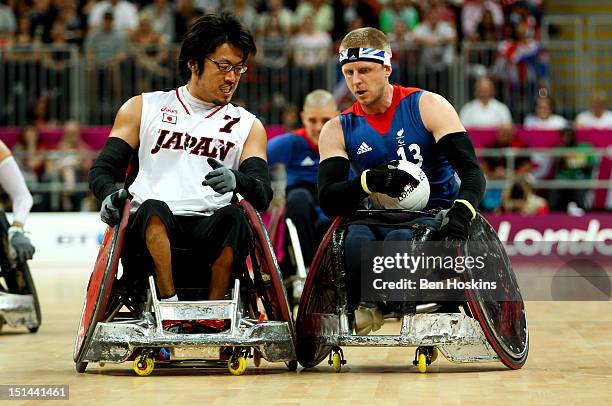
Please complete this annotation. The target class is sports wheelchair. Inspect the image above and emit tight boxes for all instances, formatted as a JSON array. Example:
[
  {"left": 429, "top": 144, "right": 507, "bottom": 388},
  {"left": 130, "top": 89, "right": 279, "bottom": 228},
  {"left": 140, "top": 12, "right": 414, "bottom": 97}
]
[
  {"left": 0, "top": 210, "right": 40, "bottom": 333},
  {"left": 73, "top": 198, "right": 297, "bottom": 376},
  {"left": 296, "top": 209, "right": 529, "bottom": 373}
]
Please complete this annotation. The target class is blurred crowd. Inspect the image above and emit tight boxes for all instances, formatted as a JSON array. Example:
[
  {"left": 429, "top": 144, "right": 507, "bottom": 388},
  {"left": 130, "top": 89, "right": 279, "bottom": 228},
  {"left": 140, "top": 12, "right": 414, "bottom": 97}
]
[{"left": 463, "top": 77, "right": 611, "bottom": 215}]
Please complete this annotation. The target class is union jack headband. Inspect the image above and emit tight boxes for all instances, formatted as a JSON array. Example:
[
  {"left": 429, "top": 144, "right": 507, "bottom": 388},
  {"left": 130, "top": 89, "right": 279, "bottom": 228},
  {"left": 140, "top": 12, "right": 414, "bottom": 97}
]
[{"left": 339, "top": 48, "right": 391, "bottom": 67}]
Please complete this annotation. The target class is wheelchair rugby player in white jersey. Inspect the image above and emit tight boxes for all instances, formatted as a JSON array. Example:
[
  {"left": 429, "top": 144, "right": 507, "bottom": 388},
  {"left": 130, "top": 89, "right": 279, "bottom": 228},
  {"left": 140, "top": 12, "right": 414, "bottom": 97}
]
[{"left": 75, "top": 12, "right": 296, "bottom": 376}]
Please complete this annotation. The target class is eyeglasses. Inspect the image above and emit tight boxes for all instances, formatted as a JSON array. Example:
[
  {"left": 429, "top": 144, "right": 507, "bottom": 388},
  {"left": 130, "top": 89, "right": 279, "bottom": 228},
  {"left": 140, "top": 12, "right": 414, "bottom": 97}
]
[{"left": 207, "top": 57, "right": 248, "bottom": 75}]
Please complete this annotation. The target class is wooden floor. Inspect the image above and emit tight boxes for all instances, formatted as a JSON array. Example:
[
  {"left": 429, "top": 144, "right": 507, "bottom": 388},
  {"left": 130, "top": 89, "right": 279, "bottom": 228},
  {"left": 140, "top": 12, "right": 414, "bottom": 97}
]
[{"left": 1, "top": 263, "right": 611, "bottom": 405}]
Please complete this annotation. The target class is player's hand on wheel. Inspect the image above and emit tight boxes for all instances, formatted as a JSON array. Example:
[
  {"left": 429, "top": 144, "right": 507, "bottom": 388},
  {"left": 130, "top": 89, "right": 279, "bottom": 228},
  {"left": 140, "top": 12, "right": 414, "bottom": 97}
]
[
  {"left": 100, "top": 189, "right": 128, "bottom": 226},
  {"left": 438, "top": 200, "right": 475, "bottom": 241},
  {"left": 202, "top": 158, "right": 236, "bottom": 194},
  {"left": 9, "top": 226, "right": 35, "bottom": 262},
  {"left": 364, "top": 160, "right": 419, "bottom": 197}
]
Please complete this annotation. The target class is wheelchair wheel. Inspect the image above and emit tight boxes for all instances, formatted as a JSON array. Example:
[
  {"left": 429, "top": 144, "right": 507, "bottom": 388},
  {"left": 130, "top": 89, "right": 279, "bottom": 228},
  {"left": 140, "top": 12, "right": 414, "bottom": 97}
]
[
  {"left": 0, "top": 209, "right": 41, "bottom": 333},
  {"left": 21, "top": 262, "right": 41, "bottom": 333},
  {"left": 295, "top": 217, "right": 343, "bottom": 368},
  {"left": 73, "top": 200, "right": 130, "bottom": 372},
  {"left": 464, "top": 215, "right": 529, "bottom": 369},
  {"left": 239, "top": 199, "right": 296, "bottom": 370}
]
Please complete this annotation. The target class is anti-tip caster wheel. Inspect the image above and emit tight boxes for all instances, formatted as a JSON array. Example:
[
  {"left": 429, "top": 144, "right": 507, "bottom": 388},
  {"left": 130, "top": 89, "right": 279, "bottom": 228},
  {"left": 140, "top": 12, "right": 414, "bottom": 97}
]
[
  {"left": 253, "top": 350, "right": 262, "bottom": 367},
  {"left": 328, "top": 347, "right": 346, "bottom": 373},
  {"left": 417, "top": 353, "right": 427, "bottom": 373},
  {"left": 133, "top": 354, "right": 155, "bottom": 376},
  {"left": 228, "top": 356, "right": 247, "bottom": 376},
  {"left": 413, "top": 346, "right": 436, "bottom": 373}
]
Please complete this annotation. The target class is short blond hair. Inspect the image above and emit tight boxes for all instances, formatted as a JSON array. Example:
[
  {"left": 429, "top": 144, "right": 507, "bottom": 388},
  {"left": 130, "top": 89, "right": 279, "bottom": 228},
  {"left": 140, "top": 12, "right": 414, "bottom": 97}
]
[
  {"left": 303, "top": 89, "right": 337, "bottom": 111},
  {"left": 339, "top": 27, "right": 391, "bottom": 54}
]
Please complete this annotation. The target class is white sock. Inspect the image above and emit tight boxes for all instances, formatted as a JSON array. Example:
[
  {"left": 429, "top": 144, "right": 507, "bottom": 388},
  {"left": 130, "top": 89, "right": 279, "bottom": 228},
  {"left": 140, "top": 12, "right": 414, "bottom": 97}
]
[{"left": 160, "top": 294, "right": 178, "bottom": 302}]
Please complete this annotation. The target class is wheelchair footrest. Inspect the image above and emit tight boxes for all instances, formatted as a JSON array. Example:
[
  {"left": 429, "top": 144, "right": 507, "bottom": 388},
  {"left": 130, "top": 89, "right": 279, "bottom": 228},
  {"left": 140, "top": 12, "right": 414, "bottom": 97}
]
[{"left": 149, "top": 276, "right": 243, "bottom": 333}]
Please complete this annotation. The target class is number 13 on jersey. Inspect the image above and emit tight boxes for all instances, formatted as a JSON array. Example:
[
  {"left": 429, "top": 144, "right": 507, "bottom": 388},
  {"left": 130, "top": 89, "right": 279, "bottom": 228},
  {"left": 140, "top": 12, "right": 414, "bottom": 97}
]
[{"left": 397, "top": 144, "right": 423, "bottom": 167}]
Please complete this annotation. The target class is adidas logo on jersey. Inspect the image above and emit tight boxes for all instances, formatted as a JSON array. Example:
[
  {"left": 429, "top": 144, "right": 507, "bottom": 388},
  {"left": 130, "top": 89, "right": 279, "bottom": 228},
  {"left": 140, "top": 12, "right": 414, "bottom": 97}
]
[
  {"left": 300, "top": 156, "right": 315, "bottom": 166},
  {"left": 356, "top": 142, "right": 373, "bottom": 155}
]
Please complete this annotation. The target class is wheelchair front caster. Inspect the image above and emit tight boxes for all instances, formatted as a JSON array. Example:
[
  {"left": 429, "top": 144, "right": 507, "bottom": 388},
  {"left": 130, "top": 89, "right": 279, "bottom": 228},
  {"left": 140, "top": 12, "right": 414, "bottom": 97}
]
[
  {"left": 413, "top": 346, "right": 437, "bottom": 373},
  {"left": 328, "top": 347, "right": 346, "bottom": 373},
  {"left": 228, "top": 355, "right": 247, "bottom": 375},
  {"left": 134, "top": 351, "right": 155, "bottom": 376}
]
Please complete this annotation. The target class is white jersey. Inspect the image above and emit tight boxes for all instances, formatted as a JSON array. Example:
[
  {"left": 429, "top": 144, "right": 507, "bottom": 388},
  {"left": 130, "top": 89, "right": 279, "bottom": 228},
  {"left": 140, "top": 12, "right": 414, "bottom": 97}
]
[{"left": 128, "top": 86, "right": 256, "bottom": 215}]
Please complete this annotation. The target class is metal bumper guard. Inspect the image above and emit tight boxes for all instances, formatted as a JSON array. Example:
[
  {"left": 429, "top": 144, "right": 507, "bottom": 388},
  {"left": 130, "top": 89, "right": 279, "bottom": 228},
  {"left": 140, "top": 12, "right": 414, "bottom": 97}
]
[
  {"left": 84, "top": 276, "right": 296, "bottom": 364},
  {"left": 0, "top": 292, "right": 37, "bottom": 329},
  {"left": 308, "top": 312, "right": 500, "bottom": 363}
]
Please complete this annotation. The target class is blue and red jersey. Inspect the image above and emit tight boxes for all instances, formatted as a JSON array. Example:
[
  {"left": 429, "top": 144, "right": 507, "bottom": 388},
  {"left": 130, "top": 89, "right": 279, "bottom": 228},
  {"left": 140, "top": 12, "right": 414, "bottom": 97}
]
[
  {"left": 340, "top": 85, "right": 458, "bottom": 208},
  {"left": 267, "top": 128, "right": 319, "bottom": 189}
]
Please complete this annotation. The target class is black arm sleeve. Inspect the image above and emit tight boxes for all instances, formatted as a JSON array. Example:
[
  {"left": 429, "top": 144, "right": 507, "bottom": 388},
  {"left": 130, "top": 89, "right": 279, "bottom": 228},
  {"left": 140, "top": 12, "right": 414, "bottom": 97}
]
[
  {"left": 318, "top": 156, "right": 368, "bottom": 218},
  {"left": 233, "top": 157, "right": 273, "bottom": 212},
  {"left": 89, "top": 137, "right": 134, "bottom": 201},
  {"left": 437, "top": 131, "right": 486, "bottom": 208}
]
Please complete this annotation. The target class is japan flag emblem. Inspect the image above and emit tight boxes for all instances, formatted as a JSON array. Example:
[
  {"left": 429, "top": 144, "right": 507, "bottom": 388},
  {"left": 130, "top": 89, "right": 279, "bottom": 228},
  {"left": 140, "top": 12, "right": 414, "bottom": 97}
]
[{"left": 162, "top": 112, "right": 177, "bottom": 125}]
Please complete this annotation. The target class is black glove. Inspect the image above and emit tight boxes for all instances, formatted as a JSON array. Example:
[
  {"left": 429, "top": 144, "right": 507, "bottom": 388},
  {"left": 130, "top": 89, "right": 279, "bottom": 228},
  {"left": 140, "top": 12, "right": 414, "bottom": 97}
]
[
  {"left": 365, "top": 160, "right": 419, "bottom": 197},
  {"left": 100, "top": 189, "right": 128, "bottom": 226},
  {"left": 9, "top": 226, "right": 35, "bottom": 263},
  {"left": 202, "top": 158, "right": 237, "bottom": 194},
  {"left": 438, "top": 201, "right": 475, "bottom": 241}
]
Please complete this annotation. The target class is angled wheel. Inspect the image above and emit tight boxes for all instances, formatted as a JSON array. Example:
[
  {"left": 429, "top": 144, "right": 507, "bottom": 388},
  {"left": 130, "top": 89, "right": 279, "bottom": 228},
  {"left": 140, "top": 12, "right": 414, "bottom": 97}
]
[
  {"left": 239, "top": 199, "right": 296, "bottom": 370},
  {"left": 295, "top": 216, "right": 343, "bottom": 368},
  {"left": 0, "top": 210, "right": 41, "bottom": 333},
  {"left": 20, "top": 262, "right": 41, "bottom": 332},
  {"left": 464, "top": 214, "right": 529, "bottom": 369},
  {"left": 73, "top": 200, "right": 130, "bottom": 372}
]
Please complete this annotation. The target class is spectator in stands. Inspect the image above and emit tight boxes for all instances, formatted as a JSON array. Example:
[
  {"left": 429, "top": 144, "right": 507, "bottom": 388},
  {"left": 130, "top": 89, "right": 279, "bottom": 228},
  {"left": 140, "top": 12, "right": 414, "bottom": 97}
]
[
  {"left": 129, "top": 15, "right": 171, "bottom": 92},
  {"left": 256, "top": 12, "right": 289, "bottom": 69},
  {"left": 41, "top": 20, "right": 74, "bottom": 122},
  {"left": 331, "top": 0, "right": 378, "bottom": 42},
  {"left": 388, "top": 19, "right": 415, "bottom": 54},
  {"left": 575, "top": 90, "right": 612, "bottom": 129},
  {"left": 84, "top": 11, "right": 127, "bottom": 112},
  {"left": 53, "top": 120, "right": 91, "bottom": 211},
  {"left": 13, "top": 125, "right": 50, "bottom": 210},
  {"left": 0, "top": 0, "right": 16, "bottom": 47},
  {"left": 476, "top": 9, "right": 501, "bottom": 42},
  {"left": 140, "top": 0, "right": 175, "bottom": 44},
  {"left": 174, "top": 0, "right": 203, "bottom": 42},
  {"left": 524, "top": 95, "right": 567, "bottom": 179},
  {"left": 524, "top": 95, "right": 567, "bottom": 129},
  {"left": 502, "top": 174, "right": 549, "bottom": 215},
  {"left": 290, "top": 14, "right": 332, "bottom": 103},
  {"left": 29, "top": 0, "right": 55, "bottom": 43},
  {"left": 480, "top": 123, "right": 531, "bottom": 212},
  {"left": 294, "top": 0, "right": 334, "bottom": 34},
  {"left": 492, "top": 22, "right": 548, "bottom": 116},
  {"left": 291, "top": 14, "right": 331, "bottom": 67},
  {"left": 57, "top": 0, "right": 85, "bottom": 45},
  {"left": 88, "top": 0, "right": 139, "bottom": 37},
  {"left": 222, "top": 0, "right": 257, "bottom": 32},
  {"left": 460, "top": 76, "right": 513, "bottom": 128},
  {"left": 30, "top": 94, "right": 60, "bottom": 128},
  {"left": 548, "top": 126, "right": 598, "bottom": 213},
  {"left": 508, "top": 1, "right": 537, "bottom": 39},
  {"left": 461, "top": 0, "right": 504, "bottom": 42},
  {"left": 6, "top": 15, "right": 40, "bottom": 61},
  {"left": 192, "top": 0, "right": 220, "bottom": 13},
  {"left": 379, "top": 0, "right": 419, "bottom": 35},
  {"left": 413, "top": 3, "right": 457, "bottom": 70},
  {"left": 257, "top": 0, "right": 293, "bottom": 37},
  {"left": 281, "top": 103, "right": 299, "bottom": 131},
  {"left": 85, "top": 11, "right": 127, "bottom": 66}
]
